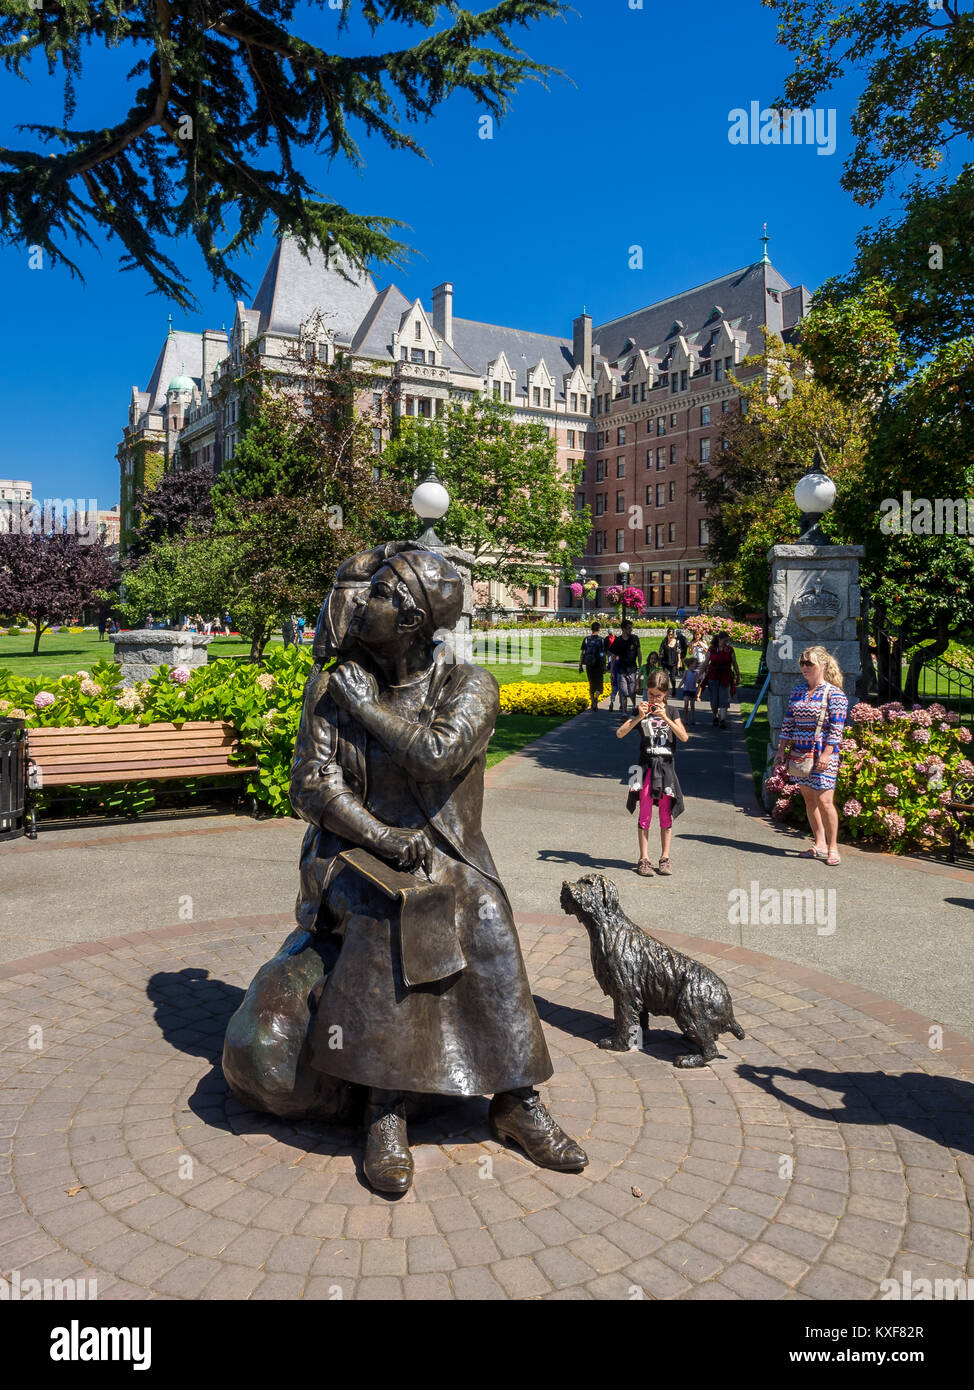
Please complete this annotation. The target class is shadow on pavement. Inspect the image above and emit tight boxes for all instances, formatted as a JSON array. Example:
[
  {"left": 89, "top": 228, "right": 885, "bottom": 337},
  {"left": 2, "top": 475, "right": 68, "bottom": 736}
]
[
  {"left": 945, "top": 898, "right": 974, "bottom": 912},
  {"left": 679, "top": 832, "right": 797, "bottom": 858},
  {"left": 537, "top": 849, "right": 639, "bottom": 873},
  {"left": 147, "top": 966, "right": 500, "bottom": 1186},
  {"left": 533, "top": 994, "right": 736, "bottom": 1066},
  {"left": 738, "top": 1064, "right": 974, "bottom": 1156}
]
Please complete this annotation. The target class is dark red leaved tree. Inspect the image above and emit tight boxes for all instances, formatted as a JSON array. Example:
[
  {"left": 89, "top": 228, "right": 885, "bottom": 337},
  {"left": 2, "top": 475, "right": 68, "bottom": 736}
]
[{"left": 0, "top": 532, "right": 117, "bottom": 653}]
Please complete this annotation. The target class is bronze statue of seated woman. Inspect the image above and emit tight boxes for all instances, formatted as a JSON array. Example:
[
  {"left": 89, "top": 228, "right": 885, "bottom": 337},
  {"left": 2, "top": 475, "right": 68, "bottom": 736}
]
[{"left": 223, "top": 541, "right": 587, "bottom": 1193}]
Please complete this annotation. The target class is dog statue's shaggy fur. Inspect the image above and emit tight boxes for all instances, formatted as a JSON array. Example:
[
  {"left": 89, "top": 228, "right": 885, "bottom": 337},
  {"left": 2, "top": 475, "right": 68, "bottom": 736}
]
[{"left": 560, "top": 874, "right": 744, "bottom": 1067}]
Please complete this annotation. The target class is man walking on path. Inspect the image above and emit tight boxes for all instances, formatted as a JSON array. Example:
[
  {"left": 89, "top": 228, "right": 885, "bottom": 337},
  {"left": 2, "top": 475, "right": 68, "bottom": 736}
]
[
  {"left": 578, "top": 622, "right": 606, "bottom": 711},
  {"left": 612, "top": 619, "right": 642, "bottom": 718}
]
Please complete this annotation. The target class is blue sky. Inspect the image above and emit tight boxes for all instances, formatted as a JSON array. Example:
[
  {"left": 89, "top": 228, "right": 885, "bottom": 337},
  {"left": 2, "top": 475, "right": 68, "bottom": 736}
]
[{"left": 0, "top": 2, "right": 936, "bottom": 508}]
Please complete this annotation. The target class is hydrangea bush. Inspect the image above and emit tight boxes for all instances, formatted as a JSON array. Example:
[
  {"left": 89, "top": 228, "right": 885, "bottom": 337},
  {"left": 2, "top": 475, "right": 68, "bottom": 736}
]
[
  {"left": 0, "top": 647, "right": 316, "bottom": 816},
  {"left": 683, "top": 614, "right": 763, "bottom": 647},
  {"left": 765, "top": 700, "right": 974, "bottom": 854}
]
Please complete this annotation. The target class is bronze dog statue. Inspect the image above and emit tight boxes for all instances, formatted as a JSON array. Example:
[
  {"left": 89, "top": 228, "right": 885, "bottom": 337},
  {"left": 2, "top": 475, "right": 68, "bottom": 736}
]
[{"left": 560, "top": 874, "right": 744, "bottom": 1068}]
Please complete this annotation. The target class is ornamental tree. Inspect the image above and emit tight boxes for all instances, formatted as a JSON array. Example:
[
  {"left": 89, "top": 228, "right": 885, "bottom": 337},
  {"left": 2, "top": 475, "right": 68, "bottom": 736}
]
[
  {"left": 380, "top": 395, "right": 590, "bottom": 596},
  {"left": 0, "top": 0, "right": 568, "bottom": 309},
  {"left": 0, "top": 531, "right": 116, "bottom": 653},
  {"left": 125, "top": 460, "right": 216, "bottom": 562}
]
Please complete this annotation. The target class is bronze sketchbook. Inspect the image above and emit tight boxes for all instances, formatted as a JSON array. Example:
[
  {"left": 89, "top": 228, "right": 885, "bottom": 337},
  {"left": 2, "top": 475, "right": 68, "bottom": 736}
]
[{"left": 337, "top": 847, "right": 465, "bottom": 987}]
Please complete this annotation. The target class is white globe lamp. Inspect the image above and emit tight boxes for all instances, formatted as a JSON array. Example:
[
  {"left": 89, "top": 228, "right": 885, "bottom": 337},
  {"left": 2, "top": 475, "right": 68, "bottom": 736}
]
[
  {"left": 794, "top": 450, "right": 836, "bottom": 544},
  {"left": 412, "top": 469, "right": 450, "bottom": 548}
]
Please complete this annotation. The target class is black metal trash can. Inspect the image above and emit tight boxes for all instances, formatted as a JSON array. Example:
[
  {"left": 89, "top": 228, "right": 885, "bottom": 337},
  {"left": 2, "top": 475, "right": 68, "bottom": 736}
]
[{"left": 0, "top": 717, "right": 27, "bottom": 842}]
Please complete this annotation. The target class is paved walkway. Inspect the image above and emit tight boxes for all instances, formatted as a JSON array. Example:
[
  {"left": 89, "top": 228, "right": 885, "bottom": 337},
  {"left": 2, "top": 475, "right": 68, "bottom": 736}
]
[{"left": 1, "top": 702, "right": 972, "bottom": 1300}]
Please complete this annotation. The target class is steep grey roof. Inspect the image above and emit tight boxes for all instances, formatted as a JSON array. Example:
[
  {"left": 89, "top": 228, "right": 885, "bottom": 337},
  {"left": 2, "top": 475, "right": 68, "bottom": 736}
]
[
  {"left": 594, "top": 261, "right": 792, "bottom": 363},
  {"left": 144, "top": 330, "right": 203, "bottom": 410},
  {"left": 252, "top": 237, "right": 377, "bottom": 342},
  {"left": 351, "top": 284, "right": 412, "bottom": 357},
  {"left": 450, "top": 318, "right": 576, "bottom": 395}
]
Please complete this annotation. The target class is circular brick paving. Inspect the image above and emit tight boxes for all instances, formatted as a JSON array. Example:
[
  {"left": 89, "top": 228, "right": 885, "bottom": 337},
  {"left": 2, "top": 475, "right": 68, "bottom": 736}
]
[{"left": 1, "top": 916, "right": 973, "bottom": 1300}]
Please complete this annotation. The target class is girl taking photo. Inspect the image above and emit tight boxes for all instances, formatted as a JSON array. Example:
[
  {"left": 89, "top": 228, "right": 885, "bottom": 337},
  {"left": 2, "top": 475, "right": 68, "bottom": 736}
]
[{"left": 617, "top": 670, "right": 689, "bottom": 878}]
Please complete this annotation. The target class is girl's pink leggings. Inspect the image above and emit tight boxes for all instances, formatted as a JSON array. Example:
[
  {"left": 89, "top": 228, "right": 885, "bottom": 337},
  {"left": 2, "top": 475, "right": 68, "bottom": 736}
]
[{"left": 638, "top": 778, "right": 673, "bottom": 832}]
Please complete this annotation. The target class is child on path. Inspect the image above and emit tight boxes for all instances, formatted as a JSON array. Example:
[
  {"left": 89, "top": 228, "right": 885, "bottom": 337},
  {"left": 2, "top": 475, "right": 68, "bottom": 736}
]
[
  {"left": 681, "top": 658, "right": 701, "bottom": 724},
  {"left": 617, "top": 671, "right": 689, "bottom": 878}
]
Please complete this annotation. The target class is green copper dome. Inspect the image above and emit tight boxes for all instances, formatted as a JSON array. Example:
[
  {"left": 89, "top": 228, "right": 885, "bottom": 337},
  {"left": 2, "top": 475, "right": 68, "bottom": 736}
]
[{"left": 168, "top": 373, "right": 194, "bottom": 394}]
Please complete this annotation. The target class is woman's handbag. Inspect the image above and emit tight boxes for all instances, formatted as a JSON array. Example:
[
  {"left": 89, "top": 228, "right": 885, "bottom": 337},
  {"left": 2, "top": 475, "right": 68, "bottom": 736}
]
[{"left": 786, "top": 684, "right": 832, "bottom": 779}]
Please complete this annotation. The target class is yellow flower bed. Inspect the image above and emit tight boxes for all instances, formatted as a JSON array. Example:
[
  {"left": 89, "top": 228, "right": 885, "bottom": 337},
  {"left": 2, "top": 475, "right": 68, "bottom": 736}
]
[{"left": 498, "top": 680, "right": 605, "bottom": 717}]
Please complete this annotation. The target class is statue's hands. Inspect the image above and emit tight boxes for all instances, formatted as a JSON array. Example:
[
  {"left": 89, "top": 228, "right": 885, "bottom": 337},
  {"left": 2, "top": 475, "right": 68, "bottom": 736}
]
[
  {"left": 380, "top": 827, "right": 434, "bottom": 875},
  {"left": 328, "top": 660, "right": 378, "bottom": 712}
]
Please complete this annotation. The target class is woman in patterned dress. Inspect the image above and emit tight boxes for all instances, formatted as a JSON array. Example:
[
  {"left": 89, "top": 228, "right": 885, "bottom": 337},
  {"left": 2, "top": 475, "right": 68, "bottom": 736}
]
[{"left": 773, "top": 645, "right": 848, "bottom": 866}]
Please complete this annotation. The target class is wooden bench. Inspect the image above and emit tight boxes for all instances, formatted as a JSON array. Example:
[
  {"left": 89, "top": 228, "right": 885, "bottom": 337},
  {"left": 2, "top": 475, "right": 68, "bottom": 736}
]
[
  {"left": 25, "top": 721, "right": 259, "bottom": 837},
  {"left": 946, "top": 778, "right": 974, "bottom": 864}
]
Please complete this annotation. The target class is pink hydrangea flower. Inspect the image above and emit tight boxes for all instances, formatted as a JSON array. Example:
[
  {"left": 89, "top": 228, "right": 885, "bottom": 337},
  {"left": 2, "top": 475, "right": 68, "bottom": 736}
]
[
  {"left": 841, "top": 738, "right": 857, "bottom": 752},
  {"left": 909, "top": 707, "right": 933, "bottom": 726},
  {"left": 33, "top": 691, "right": 55, "bottom": 709},
  {"left": 79, "top": 679, "right": 102, "bottom": 697},
  {"left": 883, "top": 812, "right": 906, "bottom": 836},
  {"left": 939, "top": 790, "right": 954, "bottom": 805},
  {"left": 947, "top": 711, "right": 961, "bottom": 725},
  {"left": 922, "top": 824, "right": 936, "bottom": 838},
  {"left": 256, "top": 672, "right": 276, "bottom": 692},
  {"left": 958, "top": 726, "right": 972, "bottom": 744},
  {"left": 883, "top": 783, "right": 899, "bottom": 798},
  {"left": 169, "top": 666, "right": 191, "bottom": 686},
  {"left": 928, "top": 703, "right": 946, "bottom": 719},
  {"left": 956, "top": 759, "right": 974, "bottom": 780},
  {"left": 843, "top": 799, "right": 863, "bottom": 817},
  {"left": 850, "top": 703, "right": 881, "bottom": 724},
  {"left": 890, "top": 739, "right": 903, "bottom": 751},
  {"left": 911, "top": 727, "right": 931, "bottom": 744},
  {"left": 939, "top": 722, "right": 951, "bottom": 733},
  {"left": 772, "top": 797, "right": 793, "bottom": 820}
]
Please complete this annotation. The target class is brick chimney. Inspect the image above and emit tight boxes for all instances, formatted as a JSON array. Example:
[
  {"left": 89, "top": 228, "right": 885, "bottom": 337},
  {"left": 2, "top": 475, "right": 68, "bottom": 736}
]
[
  {"left": 432, "top": 282, "right": 454, "bottom": 345},
  {"left": 573, "top": 313, "right": 592, "bottom": 377}
]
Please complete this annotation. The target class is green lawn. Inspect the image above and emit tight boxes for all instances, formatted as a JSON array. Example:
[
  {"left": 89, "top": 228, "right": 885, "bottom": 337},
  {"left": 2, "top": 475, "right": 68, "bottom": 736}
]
[
  {"left": 0, "top": 629, "right": 286, "bottom": 679},
  {"left": 486, "top": 714, "right": 566, "bottom": 768}
]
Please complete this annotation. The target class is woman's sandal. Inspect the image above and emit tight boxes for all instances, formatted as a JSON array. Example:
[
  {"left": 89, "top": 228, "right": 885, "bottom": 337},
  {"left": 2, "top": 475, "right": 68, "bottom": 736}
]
[
  {"left": 799, "top": 847, "right": 827, "bottom": 859},
  {"left": 825, "top": 853, "right": 841, "bottom": 866},
  {"left": 658, "top": 857, "right": 673, "bottom": 876},
  {"left": 636, "top": 859, "right": 653, "bottom": 877}
]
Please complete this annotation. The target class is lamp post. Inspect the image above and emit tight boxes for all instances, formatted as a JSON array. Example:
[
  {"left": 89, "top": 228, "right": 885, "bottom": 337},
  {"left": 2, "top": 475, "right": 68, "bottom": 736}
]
[
  {"left": 618, "top": 560, "right": 630, "bottom": 620},
  {"left": 794, "top": 448, "right": 837, "bottom": 545},
  {"left": 579, "top": 567, "right": 587, "bottom": 622},
  {"left": 411, "top": 467, "right": 450, "bottom": 549}
]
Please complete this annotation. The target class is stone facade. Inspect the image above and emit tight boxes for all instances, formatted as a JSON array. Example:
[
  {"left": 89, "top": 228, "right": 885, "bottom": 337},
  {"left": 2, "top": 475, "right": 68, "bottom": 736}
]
[
  {"left": 765, "top": 543, "right": 865, "bottom": 803},
  {"left": 112, "top": 630, "right": 211, "bottom": 688}
]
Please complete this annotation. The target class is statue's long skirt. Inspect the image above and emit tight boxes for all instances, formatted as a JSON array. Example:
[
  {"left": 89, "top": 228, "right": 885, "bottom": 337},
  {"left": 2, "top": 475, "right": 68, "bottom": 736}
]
[{"left": 307, "top": 837, "right": 552, "bottom": 1096}]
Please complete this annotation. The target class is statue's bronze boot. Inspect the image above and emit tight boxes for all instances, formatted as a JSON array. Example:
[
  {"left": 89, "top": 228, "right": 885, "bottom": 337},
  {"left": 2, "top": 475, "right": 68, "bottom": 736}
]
[
  {"left": 489, "top": 1089, "right": 588, "bottom": 1172},
  {"left": 363, "top": 1094, "right": 413, "bottom": 1194}
]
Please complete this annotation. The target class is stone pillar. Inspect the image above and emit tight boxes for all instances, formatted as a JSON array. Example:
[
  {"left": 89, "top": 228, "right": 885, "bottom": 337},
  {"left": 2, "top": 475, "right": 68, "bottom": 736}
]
[
  {"left": 765, "top": 543, "right": 864, "bottom": 807},
  {"left": 113, "top": 630, "right": 211, "bottom": 688}
]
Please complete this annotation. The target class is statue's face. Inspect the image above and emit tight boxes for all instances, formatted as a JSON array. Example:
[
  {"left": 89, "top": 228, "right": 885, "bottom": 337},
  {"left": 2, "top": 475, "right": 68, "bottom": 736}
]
[{"left": 351, "top": 563, "right": 420, "bottom": 654}]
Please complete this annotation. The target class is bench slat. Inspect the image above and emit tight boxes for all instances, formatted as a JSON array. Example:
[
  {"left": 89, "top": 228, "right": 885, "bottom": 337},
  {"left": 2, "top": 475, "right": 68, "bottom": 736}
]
[
  {"left": 38, "top": 753, "right": 251, "bottom": 775},
  {"left": 31, "top": 735, "right": 239, "bottom": 757},
  {"left": 42, "top": 764, "right": 258, "bottom": 787}
]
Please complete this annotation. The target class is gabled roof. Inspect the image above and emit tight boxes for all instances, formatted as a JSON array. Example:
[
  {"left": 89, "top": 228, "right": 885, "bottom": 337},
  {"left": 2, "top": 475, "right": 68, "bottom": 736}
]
[
  {"left": 594, "top": 261, "right": 792, "bottom": 363},
  {"left": 450, "top": 318, "right": 575, "bottom": 394},
  {"left": 251, "top": 237, "right": 378, "bottom": 341},
  {"left": 349, "top": 285, "right": 479, "bottom": 375},
  {"left": 144, "top": 330, "right": 203, "bottom": 410}
]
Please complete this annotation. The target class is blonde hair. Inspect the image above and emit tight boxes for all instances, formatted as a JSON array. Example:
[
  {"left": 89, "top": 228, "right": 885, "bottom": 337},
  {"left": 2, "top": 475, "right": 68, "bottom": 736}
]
[{"left": 800, "top": 646, "right": 842, "bottom": 687}]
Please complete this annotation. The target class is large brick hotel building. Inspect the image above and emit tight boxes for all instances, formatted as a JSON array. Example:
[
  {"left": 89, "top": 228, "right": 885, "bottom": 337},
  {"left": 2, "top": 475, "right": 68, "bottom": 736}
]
[{"left": 118, "top": 239, "right": 809, "bottom": 617}]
